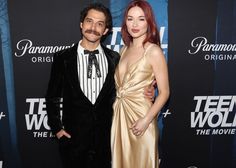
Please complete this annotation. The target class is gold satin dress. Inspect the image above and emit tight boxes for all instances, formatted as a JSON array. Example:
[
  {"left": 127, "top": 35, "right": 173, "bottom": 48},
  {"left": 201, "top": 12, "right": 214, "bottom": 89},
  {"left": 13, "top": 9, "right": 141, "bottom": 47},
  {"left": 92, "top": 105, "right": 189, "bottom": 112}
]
[{"left": 111, "top": 45, "right": 159, "bottom": 168}]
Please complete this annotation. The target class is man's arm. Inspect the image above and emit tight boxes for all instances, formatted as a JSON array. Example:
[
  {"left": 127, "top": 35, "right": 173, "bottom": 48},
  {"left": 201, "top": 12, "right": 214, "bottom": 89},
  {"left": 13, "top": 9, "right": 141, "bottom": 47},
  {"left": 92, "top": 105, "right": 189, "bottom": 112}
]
[{"left": 45, "top": 52, "right": 65, "bottom": 135}]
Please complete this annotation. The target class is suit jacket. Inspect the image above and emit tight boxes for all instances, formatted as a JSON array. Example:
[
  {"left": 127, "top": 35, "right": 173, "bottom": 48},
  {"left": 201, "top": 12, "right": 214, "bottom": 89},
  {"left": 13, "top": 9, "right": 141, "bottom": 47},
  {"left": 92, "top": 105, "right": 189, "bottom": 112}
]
[{"left": 45, "top": 43, "right": 120, "bottom": 151}]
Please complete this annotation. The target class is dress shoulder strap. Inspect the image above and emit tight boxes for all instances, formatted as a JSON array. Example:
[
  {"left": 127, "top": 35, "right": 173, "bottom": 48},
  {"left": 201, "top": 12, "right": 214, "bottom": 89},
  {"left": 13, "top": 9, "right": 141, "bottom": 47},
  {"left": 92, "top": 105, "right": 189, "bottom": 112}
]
[
  {"left": 120, "top": 46, "right": 127, "bottom": 58},
  {"left": 144, "top": 44, "right": 154, "bottom": 57}
]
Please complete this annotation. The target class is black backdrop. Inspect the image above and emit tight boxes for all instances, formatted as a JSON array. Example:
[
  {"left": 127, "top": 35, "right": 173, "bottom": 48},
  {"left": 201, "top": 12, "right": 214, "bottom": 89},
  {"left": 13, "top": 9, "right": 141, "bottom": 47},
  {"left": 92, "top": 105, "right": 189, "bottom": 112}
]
[
  {"left": 0, "top": 0, "right": 235, "bottom": 168},
  {"left": 162, "top": 0, "right": 216, "bottom": 167}
]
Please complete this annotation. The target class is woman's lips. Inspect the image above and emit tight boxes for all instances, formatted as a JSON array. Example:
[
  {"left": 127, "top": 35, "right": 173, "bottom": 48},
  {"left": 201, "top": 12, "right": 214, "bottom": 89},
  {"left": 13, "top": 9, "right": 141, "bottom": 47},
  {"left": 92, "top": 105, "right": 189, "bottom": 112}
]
[{"left": 131, "top": 29, "right": 140, "bottom": 33}]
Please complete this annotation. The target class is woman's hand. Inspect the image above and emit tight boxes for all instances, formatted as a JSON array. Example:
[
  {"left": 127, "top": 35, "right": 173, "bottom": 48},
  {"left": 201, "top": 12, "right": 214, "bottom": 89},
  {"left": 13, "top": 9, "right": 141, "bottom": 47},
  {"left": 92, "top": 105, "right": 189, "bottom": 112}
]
[{"left": 130, "top": 117, "right": 151, "bottom": 136}]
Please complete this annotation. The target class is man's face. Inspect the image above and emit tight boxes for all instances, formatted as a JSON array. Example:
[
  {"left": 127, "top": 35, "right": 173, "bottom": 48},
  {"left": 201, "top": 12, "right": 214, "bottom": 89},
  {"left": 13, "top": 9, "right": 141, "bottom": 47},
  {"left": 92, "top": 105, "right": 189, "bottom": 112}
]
[{"left": 80, "top": 9, "right": 109, "bottom": 43}]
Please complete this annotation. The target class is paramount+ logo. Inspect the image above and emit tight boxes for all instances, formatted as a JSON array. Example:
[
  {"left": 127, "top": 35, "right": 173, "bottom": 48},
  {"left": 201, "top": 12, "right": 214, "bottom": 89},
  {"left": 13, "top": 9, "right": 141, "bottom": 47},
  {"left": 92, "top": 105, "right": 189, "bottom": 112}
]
[
  {"left": 0, "top": 111, "right": 6, "bottom": 120},
  {"left": 191, "top": 95, "right": 236, "bottom": 135},
  {"left": 188, "top": 36, "right": 236, "bottom": 61},
  {"left": 25, "top": 98, "right": 62, "bottom": 138}
]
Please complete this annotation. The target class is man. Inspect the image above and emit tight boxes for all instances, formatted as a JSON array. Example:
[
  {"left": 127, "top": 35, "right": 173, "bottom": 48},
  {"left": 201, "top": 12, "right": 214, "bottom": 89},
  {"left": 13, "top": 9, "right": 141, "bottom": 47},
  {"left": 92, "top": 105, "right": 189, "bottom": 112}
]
[
  {"left": 46, "top": 2, "right": 154, "bottom": 168},
  {"left": 46, "top": 3, "right": 119, "bottom": 168}
]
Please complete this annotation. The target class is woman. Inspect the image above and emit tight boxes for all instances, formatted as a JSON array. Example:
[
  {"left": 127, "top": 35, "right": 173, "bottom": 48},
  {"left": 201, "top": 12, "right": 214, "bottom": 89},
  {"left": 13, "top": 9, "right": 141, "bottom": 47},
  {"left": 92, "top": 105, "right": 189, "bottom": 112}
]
[{"left": 111, "top": 1, "right": 170, "bottom": 168}]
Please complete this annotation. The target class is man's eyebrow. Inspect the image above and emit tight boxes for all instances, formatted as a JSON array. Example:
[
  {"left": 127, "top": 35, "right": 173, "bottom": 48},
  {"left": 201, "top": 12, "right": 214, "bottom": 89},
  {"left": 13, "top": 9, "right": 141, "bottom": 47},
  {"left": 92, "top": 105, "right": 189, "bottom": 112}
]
[
  {"left": 98, "top": 20, "right": 105, "bottom": 24},
  {"left": 85, "top": 17, "right": 105, "bottom": 23},
  {"left": 85, "top": 17, "right": 92, "bottom": 20}
]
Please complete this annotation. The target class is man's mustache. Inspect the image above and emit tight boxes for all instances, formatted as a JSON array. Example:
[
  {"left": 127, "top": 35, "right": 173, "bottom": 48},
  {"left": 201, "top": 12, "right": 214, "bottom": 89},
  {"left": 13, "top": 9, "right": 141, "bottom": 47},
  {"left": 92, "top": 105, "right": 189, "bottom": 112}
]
[{"left": 85, "top": 29, "right": 101, "bottom": 36}]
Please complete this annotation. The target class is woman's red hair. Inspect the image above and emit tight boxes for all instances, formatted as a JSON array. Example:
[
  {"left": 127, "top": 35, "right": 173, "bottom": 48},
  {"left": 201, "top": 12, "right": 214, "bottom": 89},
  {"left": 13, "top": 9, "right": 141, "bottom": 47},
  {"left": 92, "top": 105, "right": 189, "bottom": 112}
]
[{"left": 121, "top": 0, "right": 160, "bottom": 46}]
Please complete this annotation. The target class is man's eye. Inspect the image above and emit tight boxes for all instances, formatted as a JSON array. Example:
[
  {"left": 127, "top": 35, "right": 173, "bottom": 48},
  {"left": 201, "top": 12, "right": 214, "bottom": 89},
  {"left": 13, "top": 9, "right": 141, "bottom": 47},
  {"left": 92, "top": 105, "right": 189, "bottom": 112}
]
[
  {"left": 86, "top": 19, "right": 92, "bottom": 23},
  {"left": 98, "top": 23, "right": 104, "bottom": 27}
]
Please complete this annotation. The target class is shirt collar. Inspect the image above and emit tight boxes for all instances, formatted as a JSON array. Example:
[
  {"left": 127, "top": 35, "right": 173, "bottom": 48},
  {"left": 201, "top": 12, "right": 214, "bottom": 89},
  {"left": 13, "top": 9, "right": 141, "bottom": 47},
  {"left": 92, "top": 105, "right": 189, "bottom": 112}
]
[{"left": 77, "top": 40, "right": 103, "bottom": 55}]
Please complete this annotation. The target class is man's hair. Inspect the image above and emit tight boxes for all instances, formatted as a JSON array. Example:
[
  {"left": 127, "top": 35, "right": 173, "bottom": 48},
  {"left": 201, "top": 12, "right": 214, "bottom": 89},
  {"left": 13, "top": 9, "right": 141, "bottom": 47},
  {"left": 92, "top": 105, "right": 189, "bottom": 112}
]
[{"left": 80, "top": 3, "right": 113, "bottom": 33}]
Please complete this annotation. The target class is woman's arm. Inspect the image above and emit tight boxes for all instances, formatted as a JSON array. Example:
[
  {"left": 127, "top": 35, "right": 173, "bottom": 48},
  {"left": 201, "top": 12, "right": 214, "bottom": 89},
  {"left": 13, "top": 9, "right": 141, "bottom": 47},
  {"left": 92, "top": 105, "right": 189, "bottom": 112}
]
[{"left": 131, "top": 44, "right": 170, "bottom": 136}]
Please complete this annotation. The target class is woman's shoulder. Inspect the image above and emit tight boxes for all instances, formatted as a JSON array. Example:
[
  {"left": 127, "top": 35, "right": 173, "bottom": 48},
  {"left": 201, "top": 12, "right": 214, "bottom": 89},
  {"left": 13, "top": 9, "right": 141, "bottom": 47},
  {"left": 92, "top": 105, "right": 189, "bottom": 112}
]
[{"left": 145, "top": 43, "right": 163, "bottom": 57}]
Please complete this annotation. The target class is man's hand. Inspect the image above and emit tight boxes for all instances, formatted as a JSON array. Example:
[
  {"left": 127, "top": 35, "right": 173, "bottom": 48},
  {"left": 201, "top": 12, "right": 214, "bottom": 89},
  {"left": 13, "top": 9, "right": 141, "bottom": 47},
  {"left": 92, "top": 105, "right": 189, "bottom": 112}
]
[
  {"left": 144, "top": 80, "right": 156, "bottom": 102},
  {"left": 56, "top": 129, "right": 71, "bottom": 139}
]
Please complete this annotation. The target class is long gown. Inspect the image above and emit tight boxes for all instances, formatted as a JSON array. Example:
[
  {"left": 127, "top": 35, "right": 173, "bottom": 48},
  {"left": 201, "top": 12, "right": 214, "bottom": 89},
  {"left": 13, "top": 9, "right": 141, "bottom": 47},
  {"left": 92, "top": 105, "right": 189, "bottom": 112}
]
[{"left": 111, "top": 44, "right": 159, "bottom": 168}]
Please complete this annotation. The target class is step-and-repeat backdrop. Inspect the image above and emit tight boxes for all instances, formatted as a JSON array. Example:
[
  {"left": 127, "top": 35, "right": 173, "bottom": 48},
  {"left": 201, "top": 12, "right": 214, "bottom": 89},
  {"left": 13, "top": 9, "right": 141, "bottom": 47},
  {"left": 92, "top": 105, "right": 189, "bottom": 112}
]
[{"left": 0, "top": 0, "right": 235, "bottom": 168}]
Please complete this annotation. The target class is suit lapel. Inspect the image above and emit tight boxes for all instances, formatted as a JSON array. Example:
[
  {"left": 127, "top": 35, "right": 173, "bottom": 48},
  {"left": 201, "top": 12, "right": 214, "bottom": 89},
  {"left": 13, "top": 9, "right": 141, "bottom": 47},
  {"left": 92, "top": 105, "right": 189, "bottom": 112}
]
[
  {"left": 64, "top": 44, "right": 92, "bottom": 105},
  {"left": 95, "top": 46, "right": 116, "bottom": 105}
]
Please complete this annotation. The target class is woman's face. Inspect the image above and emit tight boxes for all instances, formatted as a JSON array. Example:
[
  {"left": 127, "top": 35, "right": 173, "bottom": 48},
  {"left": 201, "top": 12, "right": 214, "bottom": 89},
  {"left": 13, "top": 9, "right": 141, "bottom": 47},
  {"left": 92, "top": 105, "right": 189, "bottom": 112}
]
[{"left": 126, "top": 6, "right": 148, "bottom": 40}]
